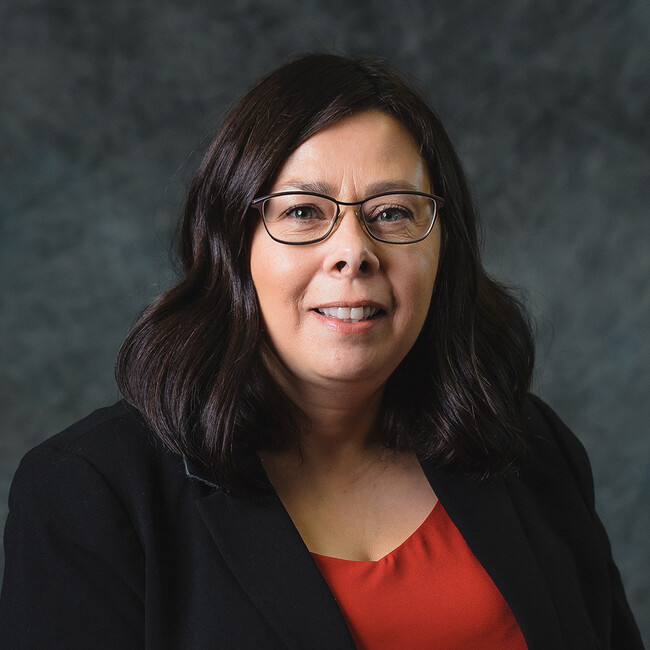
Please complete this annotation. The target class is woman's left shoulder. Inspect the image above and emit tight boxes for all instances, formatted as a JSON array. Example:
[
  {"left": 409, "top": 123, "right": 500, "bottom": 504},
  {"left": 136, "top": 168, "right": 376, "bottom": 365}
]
[
  {"left": 516, "top": 394, "right": 596, "bottom": 509},
  {"left": 513, "top": 395, "right": 645, "bottom": 648}
]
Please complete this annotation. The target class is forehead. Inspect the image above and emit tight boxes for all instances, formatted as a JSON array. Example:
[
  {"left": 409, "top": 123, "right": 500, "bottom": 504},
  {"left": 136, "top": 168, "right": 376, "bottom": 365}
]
[{"left": 271, "top": 111, "right": 430, "bottom": 196}]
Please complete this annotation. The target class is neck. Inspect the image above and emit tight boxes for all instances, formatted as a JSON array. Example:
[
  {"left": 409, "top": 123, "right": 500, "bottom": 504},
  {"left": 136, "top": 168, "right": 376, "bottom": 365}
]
[
  {"left": 298, "top": 384, "right": 383, "bottom": 457},
  {"left": 259, "top": 386, "right": 392, "bottom": 498},
  {"left": 267, "top": 361, "right": 386, "bottom": 470}
]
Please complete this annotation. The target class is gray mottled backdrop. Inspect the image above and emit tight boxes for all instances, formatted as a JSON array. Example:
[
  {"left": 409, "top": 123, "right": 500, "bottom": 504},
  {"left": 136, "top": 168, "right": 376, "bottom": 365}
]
[{"left": 1, "top": 0, "right": 648, "bottom": 641}]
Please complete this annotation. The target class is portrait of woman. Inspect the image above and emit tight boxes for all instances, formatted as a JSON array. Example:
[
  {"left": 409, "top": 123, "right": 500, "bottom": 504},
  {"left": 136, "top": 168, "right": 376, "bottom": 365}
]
[{"left": 0, "top": 53, "right": 644, "bottom": 648}]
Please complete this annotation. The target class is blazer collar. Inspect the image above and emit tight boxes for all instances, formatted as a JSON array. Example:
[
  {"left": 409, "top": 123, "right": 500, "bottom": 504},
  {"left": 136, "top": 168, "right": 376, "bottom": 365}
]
[
  {"left": 187, "top": 456, "right": 565, "bottom": 650},
  {"left": 421, "top": 462, "right": 567, "bottom": 650},
  {"left": 194, "top": 481, "right": 355, "bottom": 649}
]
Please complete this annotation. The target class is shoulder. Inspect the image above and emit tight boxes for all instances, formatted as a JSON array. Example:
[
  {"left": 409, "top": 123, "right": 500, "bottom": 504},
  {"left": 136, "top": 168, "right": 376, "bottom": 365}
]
[
  {"left": 521, "top": 393, "right": 591, "bottom": 469},
  {"left": 7, "top": 401, "right": 202, "bottom": 531},
  {"left": 511, "top": 395, "right": 644, "bottom": 647},
  {"left": 27, "top": 400, "right": 158, "bottom": 462},
  {"left": 518, "top": 393, "right": 596, "bottom": 509},
  {"left": 1, "top": 402, "right": 170, "bottom": 646},
  {"left": 12, "top": 401, "right": 154, "bottom": 488}
]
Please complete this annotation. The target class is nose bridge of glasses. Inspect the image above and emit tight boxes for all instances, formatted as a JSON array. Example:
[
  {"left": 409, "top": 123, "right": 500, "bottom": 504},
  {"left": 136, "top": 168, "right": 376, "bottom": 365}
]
[{"left": 330, "top": 198, "right": 367, "bottom": 235}]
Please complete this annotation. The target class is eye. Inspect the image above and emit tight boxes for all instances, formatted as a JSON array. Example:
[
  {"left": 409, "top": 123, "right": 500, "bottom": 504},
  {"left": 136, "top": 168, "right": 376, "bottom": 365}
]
[
  {"left": 368, "top": 205, "right": 414, "bottom": 223},
  {"left": 283, "top": 204, "right": 327, "bottom": 220}
]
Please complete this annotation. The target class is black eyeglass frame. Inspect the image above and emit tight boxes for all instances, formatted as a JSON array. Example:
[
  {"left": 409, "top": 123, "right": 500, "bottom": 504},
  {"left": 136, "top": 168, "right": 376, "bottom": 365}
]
[{"left": 250, "top": 190, "right": 445, "bottom": 245}]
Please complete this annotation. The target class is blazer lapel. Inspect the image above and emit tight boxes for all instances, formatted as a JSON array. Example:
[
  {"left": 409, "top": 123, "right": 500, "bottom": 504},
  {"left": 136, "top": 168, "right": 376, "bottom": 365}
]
[
  {"left": 195, "top": 486, "right": 355, "bottom": 650},
  {"left": 421, "top": 462, "right": 567, "bottom": 650},
  {"left": 189, "top": 457, "right": 567, "bottom": 649}
]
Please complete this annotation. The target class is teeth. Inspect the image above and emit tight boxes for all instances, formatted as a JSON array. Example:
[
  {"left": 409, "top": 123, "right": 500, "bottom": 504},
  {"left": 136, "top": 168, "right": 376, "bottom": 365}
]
[{"left": 316, "top": 306, "right": 380, "bottom": 322}]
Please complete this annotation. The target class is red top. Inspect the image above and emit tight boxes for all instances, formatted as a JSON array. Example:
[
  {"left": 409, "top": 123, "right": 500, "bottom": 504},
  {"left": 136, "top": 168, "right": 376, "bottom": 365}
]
[{"left": 311, "top": 502, "right": 527, "bottom": 649}]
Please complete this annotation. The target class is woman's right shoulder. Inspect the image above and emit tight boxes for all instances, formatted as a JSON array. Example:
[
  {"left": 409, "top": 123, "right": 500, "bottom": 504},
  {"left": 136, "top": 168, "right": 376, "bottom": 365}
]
[
  {"left": 35, "top": 399, "right": 154, "bottom": 453},
  {"left": 17, "top": 401, "right": 159, "bottom": 471},
  {"left": 9, "top": 400, "right": 192, "bottom": 516},
  {"left": 1, "top": 401, "right": 169, "bottom": 646}
]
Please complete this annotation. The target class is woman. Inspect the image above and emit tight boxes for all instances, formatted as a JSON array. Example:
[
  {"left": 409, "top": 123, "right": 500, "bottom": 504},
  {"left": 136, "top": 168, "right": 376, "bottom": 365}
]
[{"left": 0, "top": 54, "right": 643, "bottom": 648}]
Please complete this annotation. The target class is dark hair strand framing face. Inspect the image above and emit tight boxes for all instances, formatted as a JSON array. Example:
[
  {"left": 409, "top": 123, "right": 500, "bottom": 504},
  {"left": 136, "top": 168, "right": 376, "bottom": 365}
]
[{"left": 115, "top": 53, "right": 535, "bottom": 495}]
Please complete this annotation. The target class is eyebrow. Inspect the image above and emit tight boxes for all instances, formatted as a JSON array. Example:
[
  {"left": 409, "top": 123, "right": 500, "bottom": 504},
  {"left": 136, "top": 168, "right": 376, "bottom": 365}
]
[{"left": 275, "top": 180, "right": 422, "bottom": 197}]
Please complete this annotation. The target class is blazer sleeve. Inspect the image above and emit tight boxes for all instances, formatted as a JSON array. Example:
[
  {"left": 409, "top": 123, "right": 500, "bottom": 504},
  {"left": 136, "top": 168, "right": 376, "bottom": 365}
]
[
  {"left": 528, "top": 395, "right": 645, "bottom": 649},
  {"left": 0, "top": 443, "right": 145, "bottom": 648}
]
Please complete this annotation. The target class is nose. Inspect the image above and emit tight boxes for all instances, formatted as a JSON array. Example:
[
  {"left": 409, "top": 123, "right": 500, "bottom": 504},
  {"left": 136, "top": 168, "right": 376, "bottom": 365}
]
[{"left": 322, "top": 206, "right": 380, "bottom": 275}]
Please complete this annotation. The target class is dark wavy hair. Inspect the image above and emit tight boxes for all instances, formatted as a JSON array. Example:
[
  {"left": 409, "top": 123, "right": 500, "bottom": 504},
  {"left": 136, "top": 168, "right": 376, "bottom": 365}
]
[{"left": 116, "top": 53, "right": 534, "bottom": 495}]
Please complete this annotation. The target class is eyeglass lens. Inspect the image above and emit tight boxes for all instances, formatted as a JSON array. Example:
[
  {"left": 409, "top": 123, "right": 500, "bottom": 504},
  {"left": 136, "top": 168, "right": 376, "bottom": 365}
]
[{"left": 260, "top": 193, "right": 436, "bottom": 244}]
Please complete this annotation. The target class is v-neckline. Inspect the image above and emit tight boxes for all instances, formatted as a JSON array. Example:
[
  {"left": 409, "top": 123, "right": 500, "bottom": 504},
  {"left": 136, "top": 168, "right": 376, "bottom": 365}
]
[{"left": 310, "top": 500, "right": 440, "bottom": 564}]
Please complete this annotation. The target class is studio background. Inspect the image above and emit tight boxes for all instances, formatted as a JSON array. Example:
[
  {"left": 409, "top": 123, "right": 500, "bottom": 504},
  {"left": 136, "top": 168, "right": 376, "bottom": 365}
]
[{"left": 1, "top": 0, "right": 648, "bottom": 642}]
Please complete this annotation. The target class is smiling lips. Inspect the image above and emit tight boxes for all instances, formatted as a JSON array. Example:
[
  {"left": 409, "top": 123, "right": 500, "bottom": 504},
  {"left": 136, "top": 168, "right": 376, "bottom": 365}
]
[{"left": 314, "top": 306, "right": 381, "bottom": 323}]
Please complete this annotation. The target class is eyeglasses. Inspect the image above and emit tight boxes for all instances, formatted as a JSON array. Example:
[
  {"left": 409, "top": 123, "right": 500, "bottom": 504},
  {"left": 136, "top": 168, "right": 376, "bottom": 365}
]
[{"left": 250, "top": 191, "right": 444, "bottom": 245}]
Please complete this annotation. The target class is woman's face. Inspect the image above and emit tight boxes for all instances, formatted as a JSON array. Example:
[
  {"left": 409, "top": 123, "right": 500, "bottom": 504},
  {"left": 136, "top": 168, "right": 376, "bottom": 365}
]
[{"left": 250, "top": 110, "right": 441, "bottom": 394}]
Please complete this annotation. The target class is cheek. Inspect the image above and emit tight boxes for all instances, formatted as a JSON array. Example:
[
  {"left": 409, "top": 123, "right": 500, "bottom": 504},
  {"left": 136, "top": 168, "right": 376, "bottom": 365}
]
[
  {"left": 392, "top": 245, "right": 440, "bottom": 322},
  {"left": 394, "top": 269, "right": 436, "bottom": 329},
  {"left": 250, "top": 230, "right": 311, "bottom": 326},
  {"left": 413, "top": 230, "right": 442, "bottom": 310}
]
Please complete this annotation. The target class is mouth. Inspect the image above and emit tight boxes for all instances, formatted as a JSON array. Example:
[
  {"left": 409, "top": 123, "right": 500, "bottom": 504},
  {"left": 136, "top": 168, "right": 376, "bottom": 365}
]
[{"left": 313, "top": 306, "right": 383, "bottom": 323}]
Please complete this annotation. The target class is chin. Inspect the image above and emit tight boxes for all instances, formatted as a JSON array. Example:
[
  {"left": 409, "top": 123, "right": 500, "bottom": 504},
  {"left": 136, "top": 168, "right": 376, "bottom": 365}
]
[{"left": 309, "top": 356, "right": 398, "bottom": 387}]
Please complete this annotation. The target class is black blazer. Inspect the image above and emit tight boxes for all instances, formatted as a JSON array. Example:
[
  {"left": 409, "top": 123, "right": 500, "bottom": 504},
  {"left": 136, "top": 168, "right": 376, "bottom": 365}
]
[{"left": 0, "top": 396, "right": 643, "bottom": 649}]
